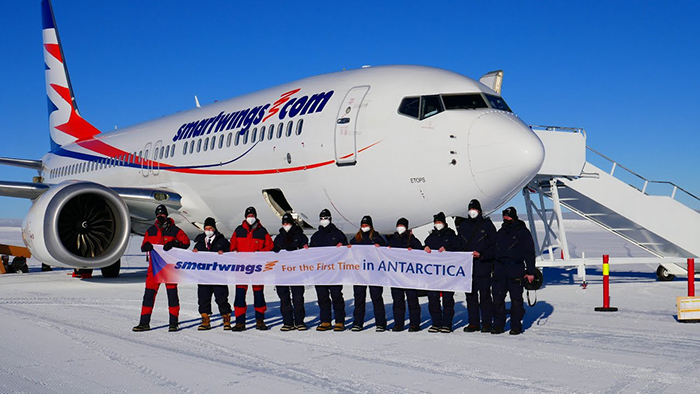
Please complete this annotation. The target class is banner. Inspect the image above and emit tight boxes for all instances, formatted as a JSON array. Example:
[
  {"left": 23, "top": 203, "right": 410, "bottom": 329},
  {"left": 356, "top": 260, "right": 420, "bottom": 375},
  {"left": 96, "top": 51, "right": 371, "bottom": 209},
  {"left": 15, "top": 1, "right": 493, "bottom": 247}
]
[{"left": 150, "top": 245, "right": 473, "bottom": 292}]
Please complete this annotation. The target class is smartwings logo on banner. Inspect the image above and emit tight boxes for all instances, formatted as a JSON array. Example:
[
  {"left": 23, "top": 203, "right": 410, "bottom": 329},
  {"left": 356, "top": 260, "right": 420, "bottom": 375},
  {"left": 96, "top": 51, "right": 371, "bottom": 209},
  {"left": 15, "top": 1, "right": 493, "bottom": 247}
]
[
  {"left": 172, "top": 89, "right": 334, "bottom": 142},
  {"left": 174, "top": 261, "right": 278, "bottom": 274}
]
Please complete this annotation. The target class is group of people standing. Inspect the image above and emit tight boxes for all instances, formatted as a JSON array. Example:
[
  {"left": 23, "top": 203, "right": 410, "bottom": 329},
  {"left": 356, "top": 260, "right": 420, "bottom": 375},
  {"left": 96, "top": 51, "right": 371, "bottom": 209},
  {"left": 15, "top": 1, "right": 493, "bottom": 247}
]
[{"left": 132, "top": 199, "right": 537, "bottom": 336}]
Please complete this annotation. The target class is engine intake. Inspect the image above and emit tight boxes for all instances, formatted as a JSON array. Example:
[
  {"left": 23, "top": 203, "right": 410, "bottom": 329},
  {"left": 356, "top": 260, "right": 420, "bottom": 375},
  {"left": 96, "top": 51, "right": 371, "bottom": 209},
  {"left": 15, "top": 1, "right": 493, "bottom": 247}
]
[{"left": 22, "top": 181, "right": 131, "bottom": 269}]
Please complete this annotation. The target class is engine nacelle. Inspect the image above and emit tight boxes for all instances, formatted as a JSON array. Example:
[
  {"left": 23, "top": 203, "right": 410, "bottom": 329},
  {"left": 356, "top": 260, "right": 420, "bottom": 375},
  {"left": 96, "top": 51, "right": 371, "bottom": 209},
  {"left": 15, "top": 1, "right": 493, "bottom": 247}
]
[{"left": 22, "top": 181, "right": 131, "bottom": 269}]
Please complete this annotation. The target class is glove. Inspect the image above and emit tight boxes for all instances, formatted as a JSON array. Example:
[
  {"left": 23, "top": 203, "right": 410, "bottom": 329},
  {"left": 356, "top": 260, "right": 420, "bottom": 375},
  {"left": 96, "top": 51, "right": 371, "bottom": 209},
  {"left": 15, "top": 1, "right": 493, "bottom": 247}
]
[
  {"left": 163, "top": 241, "right": 178, "bottom": 251},
  {"left": 273, "top": 245, "right": 281, "bottom": 253},
  {"left": 141, "top": 242, "right": 153, "bottom": 252}
]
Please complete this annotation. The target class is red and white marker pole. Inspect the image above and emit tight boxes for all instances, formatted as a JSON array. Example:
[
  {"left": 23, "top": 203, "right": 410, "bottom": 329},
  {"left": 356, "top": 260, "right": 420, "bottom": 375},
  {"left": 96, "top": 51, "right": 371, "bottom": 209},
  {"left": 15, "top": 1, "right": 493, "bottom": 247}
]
[
  {"left": 595, "top": 255, "right": 618, "bottom": 312},
  {"left": 688, "top": 258, "right": 695, "bottom": 297}
]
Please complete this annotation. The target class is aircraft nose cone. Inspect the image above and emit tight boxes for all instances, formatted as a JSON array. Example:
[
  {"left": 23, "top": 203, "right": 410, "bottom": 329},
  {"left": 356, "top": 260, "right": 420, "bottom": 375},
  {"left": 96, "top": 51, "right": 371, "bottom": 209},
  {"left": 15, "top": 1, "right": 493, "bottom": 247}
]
[{"left": 467, "top": 112, "right": 545, "bottom": 199}]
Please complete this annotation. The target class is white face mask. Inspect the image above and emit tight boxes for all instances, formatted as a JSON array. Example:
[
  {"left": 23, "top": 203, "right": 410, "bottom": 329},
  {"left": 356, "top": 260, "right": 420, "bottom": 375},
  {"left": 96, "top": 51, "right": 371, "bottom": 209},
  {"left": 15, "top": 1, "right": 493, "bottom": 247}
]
[
  {"left": 282, "top": 224, "right": 292, "bottom": 232},
  {"left": 468, "top": 209, "right": 479, "bottom": 219},
  {"left": 396, "top": 226, "right": 406, "bottom": 235},
  {"left": 319, "top": 219, "right": 330, "bottom": 227},
  {"left": 246, "top": 217, "right": 257, "bottom": 226},
  {"left": 204, "top": 230, "right": 214, "bottom": 238},
  {"left": 361, "top": 226, "right": 370, "bottom": 233},
  {"left": 435, "top": 223, "right": 445, "bottom": 231}
]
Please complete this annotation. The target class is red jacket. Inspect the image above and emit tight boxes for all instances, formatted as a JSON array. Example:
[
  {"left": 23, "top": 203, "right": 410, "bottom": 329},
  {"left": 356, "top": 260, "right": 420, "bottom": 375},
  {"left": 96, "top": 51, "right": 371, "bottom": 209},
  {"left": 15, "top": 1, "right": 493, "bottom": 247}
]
[
  {"left": 142, "top": 218, "right": 191, "bottom": 249},
  {"left": 230, "top": 220, "right": 273, "bottom": 252}
]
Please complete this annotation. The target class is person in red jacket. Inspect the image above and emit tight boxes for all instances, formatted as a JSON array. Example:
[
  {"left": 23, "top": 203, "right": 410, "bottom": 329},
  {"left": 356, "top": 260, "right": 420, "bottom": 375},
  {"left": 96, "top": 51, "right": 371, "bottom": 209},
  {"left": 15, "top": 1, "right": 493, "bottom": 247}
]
[
  {"left": 229, "top": 206, "right": 274, "bottom": 331},
  {"left": 132, "top": 205, "right": 190, "bottom": 332}
]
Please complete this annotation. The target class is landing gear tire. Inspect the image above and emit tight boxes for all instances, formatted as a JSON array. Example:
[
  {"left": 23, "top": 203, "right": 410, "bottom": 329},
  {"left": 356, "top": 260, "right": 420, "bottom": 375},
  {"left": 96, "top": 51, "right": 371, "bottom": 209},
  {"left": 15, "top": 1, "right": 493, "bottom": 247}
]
[
  {"left": 101, "top": 260, "right": 121, "bottom": 278},
  {"left": 656, "top": 265, "right": 675, "bottom": 281}
]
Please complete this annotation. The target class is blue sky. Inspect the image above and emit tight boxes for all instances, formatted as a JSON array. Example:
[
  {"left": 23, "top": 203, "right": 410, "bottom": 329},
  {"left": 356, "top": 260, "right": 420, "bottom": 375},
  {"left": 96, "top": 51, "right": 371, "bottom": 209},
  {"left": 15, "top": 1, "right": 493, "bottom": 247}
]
[{"left": 0, "top": 1, "right": 698, "bottom": 218}]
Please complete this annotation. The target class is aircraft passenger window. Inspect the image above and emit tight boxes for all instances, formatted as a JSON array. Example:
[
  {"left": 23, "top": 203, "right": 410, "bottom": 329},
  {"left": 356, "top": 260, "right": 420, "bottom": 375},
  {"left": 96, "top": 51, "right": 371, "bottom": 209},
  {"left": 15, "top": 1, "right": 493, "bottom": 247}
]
[
  {"left": 189, "top": 141, "right": 195, "bottom": 154},
  {"left": 296, "top": 119, "right": 303, "bottom": 135},
  {"left": 277, "top": 123, "right": 283, "bottom": 139},
  {"left": 286, "top": 121, "right": 293, "bottom": 137},
  {"left": 160, "top": 147, "right": 164, "bottom": 159},
  {"left": 484, "top": 94, "right": 512, "bottom": 112},
  {"left": 260, "top": 126, "right": 266, "bottom": 142},
  {"left": 398, "top": 97, "right": 420, "bottom": 119},
  {"left": 212, "top": 136, "right": 217, "bottom": 150},
  {"left": 243, "top": 128, "right": 249, "bottom": 144},
  {"left": 139, "top": 150, "right": 143, "bottom": 160},
  {"left": 197, "top": 139, "right": 202, "bottom": 153},
  {"left": 183, "top": 141, "right": 188, "bottom": 155},
  {"left": 268, "top": 124, "right": 275, "bottom": 140},
  {"left": 226, "top": 133, "right": 232, "bottom": 147},
  {"left": 420, "top": 95, "right": 444, "bottom": 119},
  {"left": 171, "top": 144, "right": 176, "bottom": 156},
  {"left": 218, "top": 135, "right": 224, "bottom": 149},
  {"left": 165, "top": 146, "right": 170, "bottom": 159},
  {"left": 204, "top": 137, "right": 209, "bottom": 151},
  {"left": 251, "top": 128, "right": 258, "bottom": 143},
  {"left": 442, "top": 94, "right": 488, "bottom": 110}
]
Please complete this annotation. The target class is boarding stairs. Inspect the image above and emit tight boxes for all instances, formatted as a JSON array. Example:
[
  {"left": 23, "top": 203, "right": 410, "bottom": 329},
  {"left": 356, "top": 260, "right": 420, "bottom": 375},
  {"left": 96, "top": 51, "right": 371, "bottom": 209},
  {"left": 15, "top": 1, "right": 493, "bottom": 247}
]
[{"left": 526, "top": 126, "right": 700, "bottom": 280}]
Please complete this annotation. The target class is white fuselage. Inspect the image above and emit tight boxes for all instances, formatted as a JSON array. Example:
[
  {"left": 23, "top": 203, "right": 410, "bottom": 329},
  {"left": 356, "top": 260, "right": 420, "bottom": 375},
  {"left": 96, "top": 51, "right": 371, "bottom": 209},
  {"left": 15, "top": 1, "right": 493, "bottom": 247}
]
[{"left": 40, "top": 65, "right": 544, "bottom": 238}]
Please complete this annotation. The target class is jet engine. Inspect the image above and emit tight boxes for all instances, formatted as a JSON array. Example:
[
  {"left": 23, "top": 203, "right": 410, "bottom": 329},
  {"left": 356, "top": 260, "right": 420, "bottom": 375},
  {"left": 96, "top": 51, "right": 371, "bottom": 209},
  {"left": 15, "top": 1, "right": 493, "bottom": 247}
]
[{"left": 21, "top": 181, "right": 131, "bottom": 270}]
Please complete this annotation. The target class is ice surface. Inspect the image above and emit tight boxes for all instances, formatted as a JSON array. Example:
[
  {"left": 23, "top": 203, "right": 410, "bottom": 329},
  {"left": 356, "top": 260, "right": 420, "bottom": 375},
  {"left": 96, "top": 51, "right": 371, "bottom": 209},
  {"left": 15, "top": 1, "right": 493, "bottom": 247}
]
[{"left": 1, "top": 222, "right": 698, "bottom": 393}]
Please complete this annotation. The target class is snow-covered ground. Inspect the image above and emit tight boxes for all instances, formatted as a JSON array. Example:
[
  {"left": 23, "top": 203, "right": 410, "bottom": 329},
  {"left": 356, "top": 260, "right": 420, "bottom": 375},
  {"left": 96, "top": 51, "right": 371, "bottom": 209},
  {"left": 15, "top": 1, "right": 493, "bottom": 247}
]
[{"left": 1, "top": 221, "right": 699, "bottom": 393}]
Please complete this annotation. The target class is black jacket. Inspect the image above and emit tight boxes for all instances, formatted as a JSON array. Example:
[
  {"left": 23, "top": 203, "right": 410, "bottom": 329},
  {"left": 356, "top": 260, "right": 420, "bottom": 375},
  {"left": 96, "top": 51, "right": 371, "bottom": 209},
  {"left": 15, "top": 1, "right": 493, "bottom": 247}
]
[
  {"left": 350, "top": 230, "right": 387, "bottom": 246},
  {"left": 273, "top": 224, "right": 309, "bottom": 251},
  {"left": 193, "top": 231, "right": 230, "bottom": 253},
  {"left": 457, "top": 216, "right": 497, "bottom": 262},
  {"left": 424, "top": 226, "right": 463, "bottom": 251},
  {"left": 387, "top": 232, "right": 423, "bottom": 249},
  {"left": 495, "top": 220, "right": 536, "bottom": 275},
  {"left": 310, "top": 223, "right": 348, "bottom": 247}
]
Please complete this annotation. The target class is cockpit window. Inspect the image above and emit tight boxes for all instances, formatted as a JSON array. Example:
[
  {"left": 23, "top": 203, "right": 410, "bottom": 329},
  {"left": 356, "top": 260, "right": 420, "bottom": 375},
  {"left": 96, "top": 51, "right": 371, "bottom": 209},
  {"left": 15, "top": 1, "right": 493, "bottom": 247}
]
[
  {"left": 420, "top": 95, "right": 444, "bottom": 119},
  {"left": 484, "top": 94, "right": 512, "bottom": 112},
  {"left": 398, "top": 97, "right": 420, "bottom": 119},
  {"left": 442, "top": 94, "right": 488, "bottom": 110}
]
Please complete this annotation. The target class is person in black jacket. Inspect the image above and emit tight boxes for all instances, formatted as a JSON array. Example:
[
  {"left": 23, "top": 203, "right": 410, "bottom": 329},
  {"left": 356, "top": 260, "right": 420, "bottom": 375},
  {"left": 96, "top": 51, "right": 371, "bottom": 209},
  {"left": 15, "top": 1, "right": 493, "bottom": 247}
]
[
  {"left": 349, "top": 215, "right": 388, "bottom": 332},
  {"left": 492, "top": 207, "right": 536, "bottom": 335},
  {"left": 273, "top": 213, "right": 309, "bottom": 331},
  {"left": 457, "top": 199, "right": 497, "bottom": 333},
  {"left": 308, "top": 209, "right": 348, "bottom": 332},
  {"left": 387, "top": 217, "right": 423, "bottom": 332},
  {"left": 424, "top": 212, "right": 463, "bottom": 333},
  {"left": 192, "top": 217, "right": 232, "bottom": 331}
]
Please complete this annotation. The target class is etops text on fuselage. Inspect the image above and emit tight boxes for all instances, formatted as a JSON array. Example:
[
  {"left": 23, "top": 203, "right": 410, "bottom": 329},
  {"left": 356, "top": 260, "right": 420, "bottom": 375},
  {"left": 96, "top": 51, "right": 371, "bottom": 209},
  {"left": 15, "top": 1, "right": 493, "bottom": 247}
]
[{"left": 172, "top": 88, "right": 334, "bottom": 142}]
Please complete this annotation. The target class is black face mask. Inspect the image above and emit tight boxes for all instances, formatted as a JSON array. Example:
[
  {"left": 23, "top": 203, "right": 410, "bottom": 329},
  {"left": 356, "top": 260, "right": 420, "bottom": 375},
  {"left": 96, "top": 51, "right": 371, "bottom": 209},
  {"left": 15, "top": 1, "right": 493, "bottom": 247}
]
[
  {"left": 503, "top": 218, "right": 514, "bottom": 226},
  {"left": 157, "top": 216, "right": 168, "bottom": 226}
]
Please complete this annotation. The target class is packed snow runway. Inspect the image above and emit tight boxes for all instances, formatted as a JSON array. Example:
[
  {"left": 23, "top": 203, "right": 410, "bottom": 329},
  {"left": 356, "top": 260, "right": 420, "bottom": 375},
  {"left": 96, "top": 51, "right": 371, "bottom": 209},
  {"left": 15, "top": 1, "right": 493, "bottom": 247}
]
[{"left": 1, "top": 222, "right": 699, "bottom": 393}]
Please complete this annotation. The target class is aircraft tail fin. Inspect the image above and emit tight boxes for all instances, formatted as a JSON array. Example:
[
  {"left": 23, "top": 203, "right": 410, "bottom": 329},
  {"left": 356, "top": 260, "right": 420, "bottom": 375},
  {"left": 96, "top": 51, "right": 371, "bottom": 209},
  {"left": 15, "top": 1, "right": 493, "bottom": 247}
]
[{"left": 42, "top": 0, "right": 101, "bottom": 151}]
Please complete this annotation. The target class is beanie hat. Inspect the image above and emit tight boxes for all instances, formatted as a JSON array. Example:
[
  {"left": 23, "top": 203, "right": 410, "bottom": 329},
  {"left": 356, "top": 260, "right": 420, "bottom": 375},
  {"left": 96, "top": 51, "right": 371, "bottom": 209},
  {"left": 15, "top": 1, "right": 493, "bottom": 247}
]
[
  {"left": 155, "top": 204, "right": 168, "bottom": 217},
  {"left": 396, "top": 217, "right": 409, "bottom": 228},
  {"left": 204, "top": 217, "right": 217, "bottom": 230},
  {"left": 360, "top": 215, "right": 373, "bottom": 227},
  {"left": 282, "top": 212, "right": 294, "bottom": 225},
  {"left": 502, "top": 206, "right": 518, "bottom": 220},
  {"left": 433, "top": 212, "right": 447, "bottom": 223},
  {"left": 468, "top": 199, "right": 482, "bottom": 212},
  {"left": 245, "top": 206, "right": 257, "bottom": 217},
  {"left": 319, "top": 208, "right": 332, "bottom": 219}
]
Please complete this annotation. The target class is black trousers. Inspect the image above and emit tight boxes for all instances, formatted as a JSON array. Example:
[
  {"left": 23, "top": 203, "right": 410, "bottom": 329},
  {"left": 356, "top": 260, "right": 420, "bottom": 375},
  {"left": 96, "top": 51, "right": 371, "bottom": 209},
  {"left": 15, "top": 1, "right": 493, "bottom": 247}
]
[
  {"left": 277, "top": 286, "right": 305, "bottom": 326},
  {"left": 353, "top": 285, "right": 386, "bottom": 328},
  {"left": 466, "top": 260, "right": 494, "bottom": 326},
  {"left": 315, "top": 285, "right": 345, "bottom": 324},
  {"left": 391, "top": 288, "right": 421, "bottom": 328},
  {"left": 427, "top": 291, "right": 455, "bottom": 328},
  {"left": 492, "top": 262, "right": 525, "bottom": 331},
  {"left": 197, "top": 284, "right": 232, "bottom": 315}
]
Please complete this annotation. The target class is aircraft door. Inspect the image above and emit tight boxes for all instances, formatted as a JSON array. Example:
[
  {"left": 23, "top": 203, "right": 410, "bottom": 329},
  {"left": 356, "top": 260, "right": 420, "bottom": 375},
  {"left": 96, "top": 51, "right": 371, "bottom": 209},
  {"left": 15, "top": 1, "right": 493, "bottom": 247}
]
[
  {"left": 152, "top": 140, "right": 162, "bottom": 176},
  {"left": 141, "top": 142, "right": 152, "bottom": 178},
  {"left": 334, "top": 86, "right": 370, "bottom": 166}
]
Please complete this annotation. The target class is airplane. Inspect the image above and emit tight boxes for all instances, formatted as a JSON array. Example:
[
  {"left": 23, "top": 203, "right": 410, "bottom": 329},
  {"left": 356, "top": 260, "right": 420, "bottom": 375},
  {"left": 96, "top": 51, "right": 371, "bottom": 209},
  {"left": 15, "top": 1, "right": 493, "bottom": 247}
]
[{"left": 0, "top": 0, "right": 545, "bottom": 277}]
